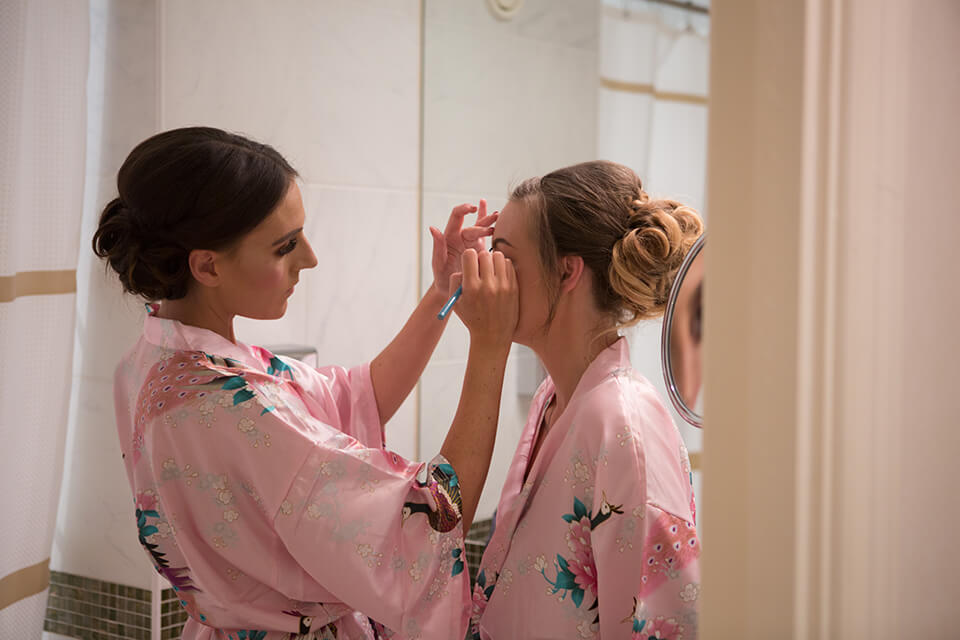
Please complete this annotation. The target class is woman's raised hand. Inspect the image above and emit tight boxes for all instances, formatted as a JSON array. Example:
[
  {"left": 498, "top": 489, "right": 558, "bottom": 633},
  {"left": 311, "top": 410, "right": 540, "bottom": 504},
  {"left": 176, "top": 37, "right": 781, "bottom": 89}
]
[
  {"left": 429, "top": 200, "right": 498, "bottom": 296},
  {"left": 448, "top": 248, "right": 518, "bottom": 349}
]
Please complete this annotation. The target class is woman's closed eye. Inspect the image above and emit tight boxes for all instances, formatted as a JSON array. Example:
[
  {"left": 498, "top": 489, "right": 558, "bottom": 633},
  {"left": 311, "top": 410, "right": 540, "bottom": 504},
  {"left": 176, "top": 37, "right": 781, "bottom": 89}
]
[{"left": 277, "top": 237, "right": 298, "bottom": 256}]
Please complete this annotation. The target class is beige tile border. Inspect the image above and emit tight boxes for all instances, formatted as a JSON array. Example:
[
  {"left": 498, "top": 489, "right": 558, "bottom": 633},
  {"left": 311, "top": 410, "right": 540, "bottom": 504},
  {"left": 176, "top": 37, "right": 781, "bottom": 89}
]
[
  {"left": 600, "top": 77, "right": 708, "bottom": 106},
  {"left": 0, "top": 270, "right": 77, "bottom": 302},
  {"left": 0, "top": 558, "right": 50, "bottom": 611}
]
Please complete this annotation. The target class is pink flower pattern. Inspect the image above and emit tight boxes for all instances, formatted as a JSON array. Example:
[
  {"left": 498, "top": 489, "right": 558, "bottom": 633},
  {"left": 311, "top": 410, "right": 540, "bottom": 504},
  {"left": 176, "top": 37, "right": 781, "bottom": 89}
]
[
  {"left": 565, "top": 517, "right": 598, "bottom": 597},
  {"left": 470, "top": 581, "right": 488, "bottom": 635},
  {"left": 135, "top": 490, "right": 157, "bottom": 511},
  {"left": 540, "top": 495, "right": 622, "bottom": 614},
  {"left": 638, "top": 614, "right": 686, "bottom": 639}
]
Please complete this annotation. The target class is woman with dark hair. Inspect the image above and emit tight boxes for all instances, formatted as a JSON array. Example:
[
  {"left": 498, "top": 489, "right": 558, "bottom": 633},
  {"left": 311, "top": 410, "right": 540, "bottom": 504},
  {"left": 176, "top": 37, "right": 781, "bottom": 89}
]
[
  {"left": 468, "top": 161, "right": 703, "bottom": 639},
  {"left": 94, "top": 127, "right": 518, "bottom": 639}
]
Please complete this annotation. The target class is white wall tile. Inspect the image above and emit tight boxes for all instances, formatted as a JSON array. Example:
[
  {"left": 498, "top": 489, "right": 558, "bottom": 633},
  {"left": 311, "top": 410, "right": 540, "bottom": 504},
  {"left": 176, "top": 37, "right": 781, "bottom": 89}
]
[
  {"left": 88, "top": 0, "right": 159, "bottom": 179},
  {"left": 422, "top": 12, "right": 598, "bottom": 196},
  {"left": 417, "top": 362, "right": 465, "bottom": 467},
  {"left": 646, "top": 101, "right": 708, "bottom": 212},
  {"left": 596, "top": 87, "right": 654, "bottom": 178},
  {"left": 385, "top": 392, "right": 417, "bottom": 464},
  {"left": 302, "top": 186, "right": 418, "bottom": 369},
  {"left": 427, "top": 0, "right": 598, "bottom": 51},
  {"left": 599, "top": 8, "right": 658, "bottom": 83},
  {"left": 418, "top": 354, "right": 530, "bottom": 521},
  {"left": 160, "top": 0, "right": 420, "bottom": 189},
  {"left": 654, "top": 31, "right": 710, "bottom": 95}
]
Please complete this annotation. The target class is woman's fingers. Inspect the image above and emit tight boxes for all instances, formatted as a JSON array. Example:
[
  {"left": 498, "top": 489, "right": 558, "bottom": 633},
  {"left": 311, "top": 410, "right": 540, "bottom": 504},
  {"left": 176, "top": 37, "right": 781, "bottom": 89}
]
[
  {"left": 491, "top": 249, "right": 506, "bottom": 281},
  {"left": 461, "top": 248, "right": 480, "bottom": 286},
  {"left": 462, "top": 226, "right": 495, "bottom": 244},
  {"left": 455, "top": 248, "right": 519, "bottom": 345},
  {"left": 475, "top": 210, "right": 499, "bottom": 227},
  {"left": 504, "top": 255, "right": 517, "bottom": 289},
  {"left": 443, "top": 203, "right": 478, "bottom": 238},
  {"left": 429, "top": 226, "right": 446, "bottom": 263},
  {"left": 476, "top": 247, "right": 494, "bottom": 281}
]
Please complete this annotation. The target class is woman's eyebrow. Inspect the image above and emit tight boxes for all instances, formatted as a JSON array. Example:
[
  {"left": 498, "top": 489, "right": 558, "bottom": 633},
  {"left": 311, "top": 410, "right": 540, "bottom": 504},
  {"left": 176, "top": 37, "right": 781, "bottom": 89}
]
[
  {"left": 272, "top": 227, "right": 303, "bottom": 246},
  {"left": 492, "top": 238, "right": 514, "bottom": 250}
]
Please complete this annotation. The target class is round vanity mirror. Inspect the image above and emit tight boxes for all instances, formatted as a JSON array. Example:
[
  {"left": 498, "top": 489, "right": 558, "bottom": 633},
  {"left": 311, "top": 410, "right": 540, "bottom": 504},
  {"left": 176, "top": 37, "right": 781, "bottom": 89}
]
[{"left": 661, "top": 234, "right": 705, "bottom": 428}]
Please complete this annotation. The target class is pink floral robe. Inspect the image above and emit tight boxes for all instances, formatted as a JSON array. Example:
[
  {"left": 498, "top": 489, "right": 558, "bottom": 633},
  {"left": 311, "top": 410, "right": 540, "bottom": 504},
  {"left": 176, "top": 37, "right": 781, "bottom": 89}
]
[
  {"left": 114, "top": 308, "right": 470, "bottom": 640},
  {"left": 470, "top": 338, "right": 700, "bottom": 639}
]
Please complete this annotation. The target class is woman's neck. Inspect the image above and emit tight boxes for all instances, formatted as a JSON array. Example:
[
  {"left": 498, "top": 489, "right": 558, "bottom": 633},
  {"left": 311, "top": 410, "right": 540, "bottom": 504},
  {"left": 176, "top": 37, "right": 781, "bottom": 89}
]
[
  {"left": 156, "top": 293, "right": 237, "bottom": 344},
  {"left": 532, "top": 318, "right": 617, "bottom": 420}
]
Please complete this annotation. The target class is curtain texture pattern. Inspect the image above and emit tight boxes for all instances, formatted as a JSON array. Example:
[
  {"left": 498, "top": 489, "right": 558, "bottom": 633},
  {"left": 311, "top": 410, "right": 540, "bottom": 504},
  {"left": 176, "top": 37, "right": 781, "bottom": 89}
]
[{"left": 0, "top": 0, "right": 89, "bottom": 634}]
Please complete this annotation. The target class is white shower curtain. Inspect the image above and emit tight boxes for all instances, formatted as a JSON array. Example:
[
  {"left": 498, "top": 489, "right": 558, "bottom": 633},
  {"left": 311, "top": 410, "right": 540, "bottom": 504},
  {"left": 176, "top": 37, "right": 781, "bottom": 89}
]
[
  {"left": 0, "top": 0, "right": 89, "bottom": 635},
  {"left": 596, "top": 0, "right": 710, "bottom": 509}
]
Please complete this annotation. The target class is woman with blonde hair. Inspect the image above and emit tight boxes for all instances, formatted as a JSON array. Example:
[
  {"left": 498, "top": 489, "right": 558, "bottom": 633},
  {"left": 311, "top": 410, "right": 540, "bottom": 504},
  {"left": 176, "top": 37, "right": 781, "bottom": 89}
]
[{"left": 470, "top": 161, "right": 703, "bottom": 639}]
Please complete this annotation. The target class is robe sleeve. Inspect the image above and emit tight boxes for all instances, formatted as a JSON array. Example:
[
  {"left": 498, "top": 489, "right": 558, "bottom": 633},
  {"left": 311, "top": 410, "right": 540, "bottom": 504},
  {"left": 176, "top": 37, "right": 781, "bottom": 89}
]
[
  {"left": 267, "top": 350, "right": 384, "bottom": 449},
  {"left": 274, "top": 442, "right": 470, "bottom": 639},
  {"left": 309, "top": 362, "right": 384, "bottom": 449},
  {"left": 141, "top": 355, "right": 469, "bottom": 638},
  {"left": 584, "top": 379, "right": 701, "bottom": 639}
]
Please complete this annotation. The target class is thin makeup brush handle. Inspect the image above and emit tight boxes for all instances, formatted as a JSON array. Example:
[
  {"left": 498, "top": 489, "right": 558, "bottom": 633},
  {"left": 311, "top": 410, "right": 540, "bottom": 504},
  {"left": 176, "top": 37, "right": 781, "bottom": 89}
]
[{"left": 437, "top": 285, "right": 463, "bottom": 320}]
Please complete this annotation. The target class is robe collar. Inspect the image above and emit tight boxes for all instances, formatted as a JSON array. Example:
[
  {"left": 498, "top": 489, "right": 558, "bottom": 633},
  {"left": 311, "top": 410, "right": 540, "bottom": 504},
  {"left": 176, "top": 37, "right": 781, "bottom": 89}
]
[{"left": 141, "top": 303, "right": 264, "bottom": 371}]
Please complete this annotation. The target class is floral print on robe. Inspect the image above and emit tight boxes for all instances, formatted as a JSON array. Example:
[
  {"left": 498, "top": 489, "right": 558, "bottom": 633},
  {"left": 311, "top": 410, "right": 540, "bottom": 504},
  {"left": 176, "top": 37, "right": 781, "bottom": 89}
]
[
  {"left": 470, "top": 338, "right": 700, "bottom": 639},
  {"left": 115, "top": 309, "right": 470, "bottom": 639}
]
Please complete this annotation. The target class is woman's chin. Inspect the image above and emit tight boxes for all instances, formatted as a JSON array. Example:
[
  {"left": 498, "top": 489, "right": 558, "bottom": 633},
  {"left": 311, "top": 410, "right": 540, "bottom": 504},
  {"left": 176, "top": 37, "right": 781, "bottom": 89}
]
[{"left": 243, "top": 300, "right": 287, "bottom": 321}]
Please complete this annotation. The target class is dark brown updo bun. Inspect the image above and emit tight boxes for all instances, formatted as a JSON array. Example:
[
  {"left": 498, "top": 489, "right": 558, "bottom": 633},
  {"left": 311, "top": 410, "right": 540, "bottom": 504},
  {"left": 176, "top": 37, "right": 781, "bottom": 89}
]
[
  {"left": 511, "top": 160, "right": 703, "bottom": 329},
  {"left": 92, "top": 127, "right": 298, "bottom": 300}
]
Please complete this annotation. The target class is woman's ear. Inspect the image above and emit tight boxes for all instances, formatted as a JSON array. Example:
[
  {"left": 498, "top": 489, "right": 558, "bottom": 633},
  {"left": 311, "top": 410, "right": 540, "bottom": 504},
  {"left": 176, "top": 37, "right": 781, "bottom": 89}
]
[
  {"left": 188, "top": 249, "right": 221, "bottom": 288},
  {"left": 558, "top": 255, "right": 585, "bottom": 294}
]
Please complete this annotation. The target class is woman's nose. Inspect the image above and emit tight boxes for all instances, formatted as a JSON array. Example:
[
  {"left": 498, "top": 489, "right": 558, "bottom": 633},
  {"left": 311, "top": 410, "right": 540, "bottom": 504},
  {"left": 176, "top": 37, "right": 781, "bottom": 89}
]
[{"left": 301, "top": 237, "right": 318, "bottom": 270}]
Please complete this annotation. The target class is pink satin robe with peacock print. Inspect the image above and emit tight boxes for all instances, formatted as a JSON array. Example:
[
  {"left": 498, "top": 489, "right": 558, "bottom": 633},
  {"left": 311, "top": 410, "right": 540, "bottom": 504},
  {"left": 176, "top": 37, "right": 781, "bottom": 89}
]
[
  {"left": 114, "top": 309, "right": 470, "bottom": 640},
  {"left": 470, "top": 338, "right": 701, "bottom": 639}
]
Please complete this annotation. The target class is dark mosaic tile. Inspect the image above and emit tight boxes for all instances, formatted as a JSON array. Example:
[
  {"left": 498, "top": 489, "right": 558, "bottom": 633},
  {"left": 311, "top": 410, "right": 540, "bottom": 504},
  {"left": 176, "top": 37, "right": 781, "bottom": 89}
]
[
  {"left": 161, "top": 612, "right": 183, "bottom": 626},
  {"left": 44, "top": 572, "right": 156, "bottom": 640},
  {"left": 53, "top": 584, "right": 79, "bottom": 601},
  {"left": 466, "top": 517, "right": 493, "bottom": 542},
  {"left": 464, "top": 537, "right": 488, "bottom": 587},
  {"left": 43, "top": 619, "right": 71, "bottom": 636}
]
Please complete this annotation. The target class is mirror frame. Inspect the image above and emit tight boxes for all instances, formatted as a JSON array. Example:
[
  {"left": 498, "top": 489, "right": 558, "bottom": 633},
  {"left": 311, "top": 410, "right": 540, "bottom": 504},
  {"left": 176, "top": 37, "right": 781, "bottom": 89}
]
[{"left": 661, "top": 233, "right": 705, "bottom": 428}]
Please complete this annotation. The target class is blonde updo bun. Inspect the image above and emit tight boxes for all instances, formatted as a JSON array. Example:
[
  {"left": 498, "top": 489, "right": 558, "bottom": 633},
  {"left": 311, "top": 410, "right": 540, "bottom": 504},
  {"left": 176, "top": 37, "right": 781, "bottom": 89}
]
[
  {"left": 510, "top": 160, "right": 703, "bottom": 330},
  {"left": 610, "top": 198, "right": 703, "bottom": 325}
]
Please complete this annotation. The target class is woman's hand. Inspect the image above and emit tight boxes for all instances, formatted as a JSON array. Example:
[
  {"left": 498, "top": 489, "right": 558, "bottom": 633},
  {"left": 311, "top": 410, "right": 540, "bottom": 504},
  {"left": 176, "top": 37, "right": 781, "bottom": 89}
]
[
  {"left": 430, "top": 200, "right": 498, "bottom": 296},
  {"left": 449, "top": 248, "right": 518, "bottom": 349}
]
